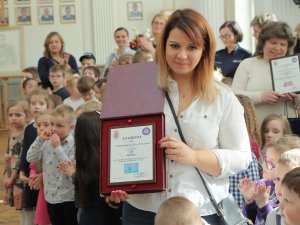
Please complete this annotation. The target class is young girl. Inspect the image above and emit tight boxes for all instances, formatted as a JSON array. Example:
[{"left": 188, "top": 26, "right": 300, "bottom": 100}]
[
  {"left": 19, "top": 88, "right": 54, "bottom": 225},
  {"left": 63, "top": 111, "right": 121, "bottom": 225},
  {"left": 260, "top": 114, "right": 292, "bottom": 152},
  {"left": 28, "top": 110, "right": 53, "bottom": 225},
  {"left": 3, "top": 100, "right": 29, "bottom": 213},
  {"left": 239, "top": 115, "right": 293, "bottom": 225}
]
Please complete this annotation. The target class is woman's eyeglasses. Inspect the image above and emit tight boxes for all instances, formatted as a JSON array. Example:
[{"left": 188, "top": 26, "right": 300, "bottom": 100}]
[{"left": 219, "top": 34, "right": 233, "bottom": 40}]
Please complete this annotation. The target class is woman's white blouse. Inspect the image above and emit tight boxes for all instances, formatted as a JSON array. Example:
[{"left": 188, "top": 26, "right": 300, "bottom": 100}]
[{"left": 127, "top": 79, "right": 251, "bottom": 216}]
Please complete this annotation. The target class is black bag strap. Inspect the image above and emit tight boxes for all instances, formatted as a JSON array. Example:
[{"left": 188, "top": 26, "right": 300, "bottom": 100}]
[{"left": 165, "top": 93, "right": 224, "bottom": 217}]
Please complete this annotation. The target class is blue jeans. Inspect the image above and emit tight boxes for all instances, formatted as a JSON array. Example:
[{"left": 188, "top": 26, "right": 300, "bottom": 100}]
[{"left": 122, "top": 202, "right": 155, "bottom": 225}]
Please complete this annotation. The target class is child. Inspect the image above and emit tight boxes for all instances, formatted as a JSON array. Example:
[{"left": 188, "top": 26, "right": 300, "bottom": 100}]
[
  {"left": 63, "top": 76, "right": 85, "bottom": 111},
  {"left": 22, "top": 67, "right": 39, "bottom": 83},
  {"left": 82, "top": 66, "right": 100, "bottom": 81},
  {"left": 49, "top": 64, "right": 69, "bottom": 101},
  {"left": 75, "top": 100, "right": 102, "bottom": 118},
  {"left": 118, "top": 54, "right": 133, "bottom": 65},
  {"left": 3, "top": 100, "right": 29, "bottom": 211},
  {"left": 66, "top": 111, "right": 121, "bottom": 225},
  {"left": 260, "top": 114, "right": 292, "bottom": 152},
  {"left": 266, "top": 147, "right": 300, "bottom": 225},
  {"left": 93, "top": 78, "right": 107, "bottom": 103},
  {"left": 155, "top": 196, "right": 205, "bottom": 225},
  {"left": 77, "top": 76, "right": 97, "bottom": 102},
  {"left": 29, "top": 110, "right": 53, "bottom": 225},
  {"left": 19, "top": 88, "right": 54, "bottom": 225},
  {"left": 279, "top": 167, "right": 300, "bottom": 225},
  {"left": 27, "top": 105, "right": 78, "bottom": 225},
  {"left": 22, "top": 78, "right": 38, "bottom": 96},
  {"left": 239, "top": 135, "right": 297, "bottom": 225},
  {"left": 132, "top": 48, "right": 154, "bottom": 63},
  {"left": 79, "top": 52, "right": 96, "bottom": 69}
]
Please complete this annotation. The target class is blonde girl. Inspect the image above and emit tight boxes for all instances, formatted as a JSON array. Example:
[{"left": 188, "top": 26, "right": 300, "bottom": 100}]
[
  {"left": 3, "top": 100, "right": 29, "bottom": 209},
  {"left": 19, "top": 88, "right": 54, "bottom": 225}
]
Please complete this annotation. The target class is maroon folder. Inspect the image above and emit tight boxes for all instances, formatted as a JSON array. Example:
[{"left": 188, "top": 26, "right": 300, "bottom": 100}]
[{"left": 100, "top": 61, "right": 166, "bottom": 195}]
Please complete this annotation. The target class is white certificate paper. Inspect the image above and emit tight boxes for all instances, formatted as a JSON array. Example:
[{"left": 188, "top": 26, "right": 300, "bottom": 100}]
[
  {"left": 109, "top": 124, "right": 154, "bottom": 184},
  {"left": 271, "top": 55, "right": 300, "bottom": 94}
]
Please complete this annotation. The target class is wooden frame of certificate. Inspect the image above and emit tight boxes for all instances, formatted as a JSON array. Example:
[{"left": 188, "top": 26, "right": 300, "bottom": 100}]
[
  {"left": 270, "top": 54, "right": 300, "bottom": 94},
  {"left": 100, "top": 114, "right": 165, "bottom": 195}
]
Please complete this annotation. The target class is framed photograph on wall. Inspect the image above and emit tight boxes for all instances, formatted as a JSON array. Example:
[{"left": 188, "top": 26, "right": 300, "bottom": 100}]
[
  {"left": 16, "top": 6, "right": 31, "bottom": 25},
  {"left": 38, "top": 6, "right": 54, "bottom": 24},
  {"left": 15, "top": 0, "right": 31, "bottom": 4},
  {"left": 60, "top": 5, "right": 76, "bottom": 23},
  {"left": 38, "top": 0, "right": 53, "bottom": 3},
  {"left": 127, "top": 2, "right": 143, "bottom": 20},
  {"left": 0, "top": 27, "right": 24, "bottom": 74},
  {"left": 0, "top": 8, "right": 9, "bottom": 25}
]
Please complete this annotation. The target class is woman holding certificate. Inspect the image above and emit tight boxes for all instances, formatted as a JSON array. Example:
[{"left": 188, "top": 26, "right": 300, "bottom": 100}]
[
  {"left": 231, "top": 21, "right": 298, "bottom": 126},
  {"left": 107, "top": 9, "right": 252, "bottom": 225}
]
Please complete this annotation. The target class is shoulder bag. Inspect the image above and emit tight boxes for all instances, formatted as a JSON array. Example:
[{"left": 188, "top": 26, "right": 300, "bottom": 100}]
[{"left": 166, "top": 93, "right": 252, "bottom": 225}]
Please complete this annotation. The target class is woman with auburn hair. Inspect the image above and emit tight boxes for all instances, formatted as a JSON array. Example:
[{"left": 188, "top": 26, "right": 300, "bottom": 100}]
[
  {"left": 38, "top": 31, "right": 79, "bottom": 89},
  {"left": 107, "top": 9, "right": 251, "bottom": 225}
]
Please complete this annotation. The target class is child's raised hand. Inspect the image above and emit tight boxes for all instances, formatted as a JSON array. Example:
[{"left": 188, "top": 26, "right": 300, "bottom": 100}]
[
  {"left": 238, "top": 178, "right": 256, "bottom": 204},
  {"left": 254, "top": 182, "right": 271, "bottom": 208},
  {"left": 59, "top": 161, "right": 76, "bottom": 177},
  {"left": 50, "top": 133, "right": 61, "bottom": 148},
  {"left": 40, "top": 130, "right": 53, "bottom": 140}
]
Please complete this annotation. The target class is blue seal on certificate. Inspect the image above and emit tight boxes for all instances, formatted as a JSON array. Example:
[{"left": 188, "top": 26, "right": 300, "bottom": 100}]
[{"left": 142, "top": 127, "right": 150, "bottom": 135}]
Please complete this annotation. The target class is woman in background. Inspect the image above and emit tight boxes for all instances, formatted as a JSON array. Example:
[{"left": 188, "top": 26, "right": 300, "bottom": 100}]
[
  {"left": 38, "top": 31, "right": 79, "bottom": 89},
  {"left": 105, "top": 27, "right": 135, "bottom": 69},
  {"left": 215, "top": 21, "right": 251, "bottom": 83},
  {"left": 138, "top": 13, "right": 168, "bottom": 58},
  {"left": 232, "top": 21, "right": 298, "bottom": 126}
]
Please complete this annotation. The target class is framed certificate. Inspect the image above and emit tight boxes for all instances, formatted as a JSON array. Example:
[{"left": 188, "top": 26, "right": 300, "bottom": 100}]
[
  {"left": 270, "top": 54, "right": 300, "bottom": 94},
  {"left": 100, "top": 114, "right": 165, "bottom": 195}
]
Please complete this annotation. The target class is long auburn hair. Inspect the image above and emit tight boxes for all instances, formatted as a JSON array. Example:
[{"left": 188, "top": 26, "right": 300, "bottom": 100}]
[
  {"left": 155, "top": 8, "right": 217, "bottom": 104},
  {"left": 74, "top": 111, "right": 100, "bottom": 206}
]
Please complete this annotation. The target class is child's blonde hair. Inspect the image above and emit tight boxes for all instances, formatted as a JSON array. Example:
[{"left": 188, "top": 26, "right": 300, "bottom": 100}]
[
  {"left": 260, "top": 114, "right": 292, "bottom": 147},
  {"left": 51, "top": 104, "right": 75, "bottom": 124},
  {"left": 65, "top": 76, "right": 79, "bottom": 88},
  {"left": 266, "top": 135, "right": 300, "bottom": 156},
  {"left": 119, "top": 54, "right": 133, "bottom": 65},
  {"left": 27, "top": 88, "right": 54, "bottom": 110},
  {"left": 278, "top": 148, "right": 300, "bottom": 167},
  {"left": 7, "top": 100, "right": 31, "bottom": 123},
  {"left": 49, "top": 64, "right": 66, "bottom": 76},
  {"left": 155, "top": 196, "right": 202, "bottom": 225},
  {"left": 75, "top": 100, "right": 102, "bottom": 118}
]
